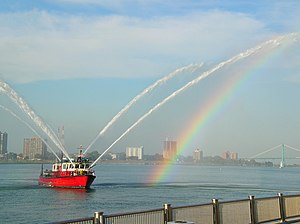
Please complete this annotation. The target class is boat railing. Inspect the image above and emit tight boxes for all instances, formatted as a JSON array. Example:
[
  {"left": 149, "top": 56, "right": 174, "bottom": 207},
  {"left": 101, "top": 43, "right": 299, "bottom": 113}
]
[{"left": 48, "top": 193, "right": 300, "bottom": 224}]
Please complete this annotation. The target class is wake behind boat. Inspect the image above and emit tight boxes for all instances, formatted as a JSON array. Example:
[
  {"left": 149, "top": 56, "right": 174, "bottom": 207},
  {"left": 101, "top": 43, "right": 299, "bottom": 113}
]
[{"left": 38, "top": 150, "right": 96, "bottom": 189}]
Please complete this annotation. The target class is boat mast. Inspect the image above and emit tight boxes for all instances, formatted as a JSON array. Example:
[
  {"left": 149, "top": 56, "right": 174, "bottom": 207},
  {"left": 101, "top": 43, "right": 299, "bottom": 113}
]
[{"left": 40, "top": 163, "right": 44, "bottom": 176}]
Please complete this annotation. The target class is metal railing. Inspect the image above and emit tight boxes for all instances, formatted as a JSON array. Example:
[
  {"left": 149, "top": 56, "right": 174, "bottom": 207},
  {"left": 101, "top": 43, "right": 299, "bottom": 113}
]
[
  {"left": 49, "top": 217, "right": 94, "bottom": 224},
  {"left": 104, "top": 208, "right": 164, "bottom": 224},
  {"left": 50, "top": 193, "right": 300, "bottom": 224}
]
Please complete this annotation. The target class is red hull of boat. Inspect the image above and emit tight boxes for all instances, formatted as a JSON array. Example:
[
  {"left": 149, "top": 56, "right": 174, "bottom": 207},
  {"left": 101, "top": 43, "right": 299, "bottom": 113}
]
[{"left": 38, "top": 175, "right": 96, "bottom": 189}]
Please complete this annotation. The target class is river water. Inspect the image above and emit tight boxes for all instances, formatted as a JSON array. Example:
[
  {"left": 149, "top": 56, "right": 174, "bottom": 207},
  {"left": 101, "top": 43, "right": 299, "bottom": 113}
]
[{"left": 1, "top": 163, "right": 300, "bottom": 223}]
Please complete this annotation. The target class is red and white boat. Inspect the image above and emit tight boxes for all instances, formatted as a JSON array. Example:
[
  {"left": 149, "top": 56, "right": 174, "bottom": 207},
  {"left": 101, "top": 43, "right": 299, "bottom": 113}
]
[{"left": 38, "top": 152, "right": 96, "bottom": 189}]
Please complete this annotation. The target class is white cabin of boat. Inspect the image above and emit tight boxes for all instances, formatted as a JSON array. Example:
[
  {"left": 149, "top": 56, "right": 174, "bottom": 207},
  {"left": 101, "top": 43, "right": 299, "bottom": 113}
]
[{"left": 52, "top": 161, "right": 90, "bottom": 172}]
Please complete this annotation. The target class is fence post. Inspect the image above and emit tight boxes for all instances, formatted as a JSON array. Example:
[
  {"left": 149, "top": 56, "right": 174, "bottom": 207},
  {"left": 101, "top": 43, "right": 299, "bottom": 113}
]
[
  {"left": 249, "top": 195, "right": 256, "bottom": 224},
  {"left": 278, "top": 193, "right": 286, "bottom": 223},
  {"left": 94, "top": 212, "right": 104, "bottom": 224},
  {"left": 164, "top": 203, "right": 172, "bottom": 224},
  {"left": 212, "top": 198, "right": 220, "bottom": 224}
]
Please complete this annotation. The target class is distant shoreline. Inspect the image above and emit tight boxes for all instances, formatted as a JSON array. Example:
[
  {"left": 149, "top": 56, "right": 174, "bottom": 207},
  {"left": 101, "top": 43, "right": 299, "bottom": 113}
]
[
  {"left": 0, "top": 160, "right": 54, "bottom": 164},
  {"left": 1, "top": 159, "right": 300, "bottom": 167}
]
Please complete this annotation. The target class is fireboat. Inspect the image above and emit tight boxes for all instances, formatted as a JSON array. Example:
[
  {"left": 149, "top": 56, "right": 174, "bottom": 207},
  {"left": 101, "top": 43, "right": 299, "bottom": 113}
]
[{"left": 38, "top": 150, "right": 96, "bottom": 189}]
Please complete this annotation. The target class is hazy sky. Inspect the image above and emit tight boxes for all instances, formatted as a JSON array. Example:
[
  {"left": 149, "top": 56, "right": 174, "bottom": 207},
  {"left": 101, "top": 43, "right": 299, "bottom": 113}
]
[{"left": 1, "top": 0, "right": 300, "bottom": 159}]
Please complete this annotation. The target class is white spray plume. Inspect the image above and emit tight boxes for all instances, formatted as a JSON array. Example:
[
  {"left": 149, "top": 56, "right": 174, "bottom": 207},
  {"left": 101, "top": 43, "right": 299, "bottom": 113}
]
[
  {"left": 0, "top": 104, "right": 61, "bottom": 161},
  {"left": 0, "top": 80, "right": 73, "bottom": 163},
  {"left": 84, "top": 63, "right": 204, "bottom": 154},
  {"left": 90, "top": 33, "right": 298, "bottom": 167}
]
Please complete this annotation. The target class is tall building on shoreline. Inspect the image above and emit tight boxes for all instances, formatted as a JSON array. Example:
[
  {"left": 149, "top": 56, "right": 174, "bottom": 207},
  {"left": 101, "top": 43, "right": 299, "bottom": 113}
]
[
  {"left": 126, "top": 146, "right": 144, "bottom": 160},
  {"left": 222, "top": 151, "right": 238, "bottom": 160},
  {"left": 163, "top": 138, "right": 177, "bottom": 160},
  {"left": 23, "top": 136, "right": 47, "bottom": 160},
  {"left": 230, "top": 152, "right": 238, "bottom": 160},
  {"left": 0, "top": 131, "right": 8, "bottom": 155},
  {"left": 193, "top": 149, "right": 203, "bottom": 161}
]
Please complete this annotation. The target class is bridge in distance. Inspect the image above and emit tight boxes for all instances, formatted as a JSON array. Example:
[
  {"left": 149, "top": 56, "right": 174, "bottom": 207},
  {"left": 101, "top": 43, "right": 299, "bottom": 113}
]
[{"left": 242, "top": 144, "right": 300, "bottom": 167}]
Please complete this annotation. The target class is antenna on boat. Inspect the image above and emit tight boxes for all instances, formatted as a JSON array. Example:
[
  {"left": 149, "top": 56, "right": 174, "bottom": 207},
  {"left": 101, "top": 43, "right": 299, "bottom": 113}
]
[
  {"left": 62, "top": 126, "right": 65, "bottom": 149},
  {"left": 40, "top": 163, "right": 44, "bottom": 176},
  {"left": 60, "top": 152, "right": 64, "bottom": 165},
  {"left": 77, "top": 145, "right": 84, "bottom": 162}
]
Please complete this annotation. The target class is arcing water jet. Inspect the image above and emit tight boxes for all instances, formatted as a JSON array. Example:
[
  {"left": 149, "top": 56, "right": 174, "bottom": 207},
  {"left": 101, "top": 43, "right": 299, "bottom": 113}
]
[
  {"left": 0, "top": 80, "right": 73, "bottom": 163},
  {"left": 90, "top": 33, "right": 298, "bottom": 167},
  {"left": 84, "top": 63, "right": 203, "bottom": 154},
  {"left": 0, "top": 105, "right": 61, "bottom": 161}
]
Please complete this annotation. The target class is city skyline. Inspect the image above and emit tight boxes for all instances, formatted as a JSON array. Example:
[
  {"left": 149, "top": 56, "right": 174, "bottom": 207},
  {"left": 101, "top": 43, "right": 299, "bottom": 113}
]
[
  {"left": 4, "top": 130, "right": 300, "bottom": 168},
  {"left": 1, "top": 1, "right": 300, "bottom": 158},
  {"left": 3, "top": 132, "right": 299, "bottom": 166},
  {"left": 0, "top": 131, "right": 240, "bottom": 163}
]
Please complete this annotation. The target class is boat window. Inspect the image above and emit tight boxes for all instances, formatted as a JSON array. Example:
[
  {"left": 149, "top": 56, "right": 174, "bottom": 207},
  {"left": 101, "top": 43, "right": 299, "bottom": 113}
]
[
  {"left": 62, "top": 164, "right": 67, "bottom": 170},
  {"left": 69, "top": 164, "right": 74, "bottom": 169},
  {"left": 80, "top": 164, "right": 84, "bottom": 169},
  {"left": 85, "top": 164, "right": 89, "bottom": 168},
  {"left": 75, "top": 164, "right": 79, "bottom": 169}
]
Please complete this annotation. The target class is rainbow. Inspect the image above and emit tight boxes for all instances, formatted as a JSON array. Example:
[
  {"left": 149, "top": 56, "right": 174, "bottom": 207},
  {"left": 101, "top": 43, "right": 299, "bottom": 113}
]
[{"left": 147, "top": 36, "right": 295, "bottom": 185}]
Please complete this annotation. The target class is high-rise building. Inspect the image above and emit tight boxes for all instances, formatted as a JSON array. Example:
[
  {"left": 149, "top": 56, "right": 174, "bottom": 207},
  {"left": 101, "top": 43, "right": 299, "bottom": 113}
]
[
  {"left": 193, "top": 149, "right": 203, "bottom": 161},
  {"left": 23, "top": 136, "right": 47, "bottom": 160},
  {"left": 222, "top": 151, "right": 231, "bottom": 160},
  {"left": 126, "top": 146, "right": 144, "bottom": 160},
  {"left": 230, "top": 152, "right": 238, "bottom": 160},
  {"left": 0, "top": 131, "right": 8, "bottom": 155},
  {"left": 222, "top": 151, "right": 238, "bottom": 160},
  {"left": 163, "top": 138, "right": 177, "bottom": 160}
]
